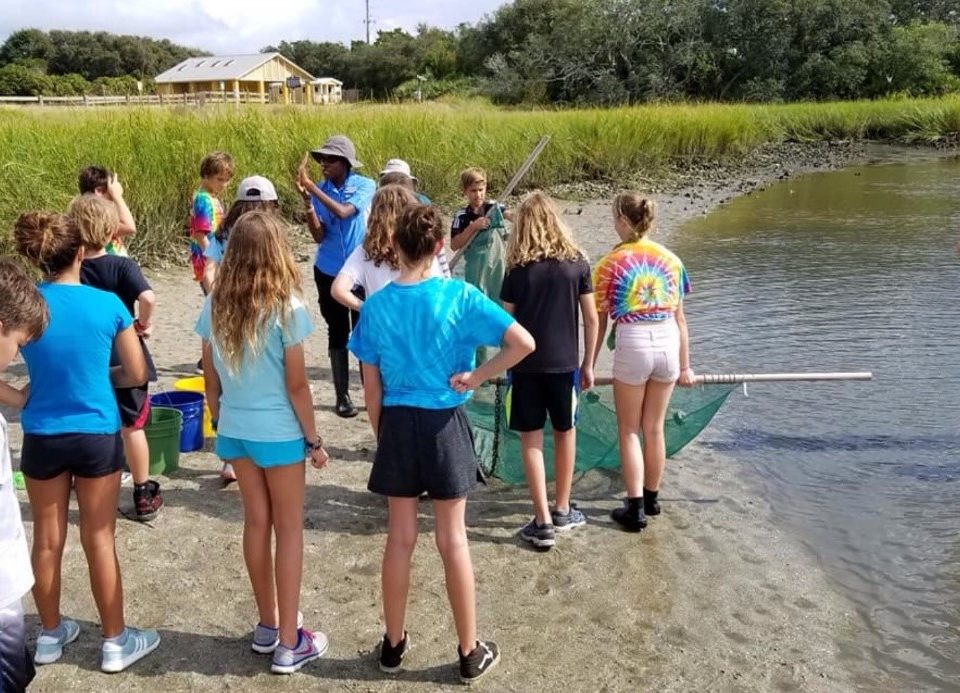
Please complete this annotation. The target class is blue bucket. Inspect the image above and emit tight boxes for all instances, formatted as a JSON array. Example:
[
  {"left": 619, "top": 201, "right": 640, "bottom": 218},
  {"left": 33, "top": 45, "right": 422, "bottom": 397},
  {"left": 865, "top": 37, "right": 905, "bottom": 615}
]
[{"left": 150, "top": 391, "right": 204, "bottom": 452}]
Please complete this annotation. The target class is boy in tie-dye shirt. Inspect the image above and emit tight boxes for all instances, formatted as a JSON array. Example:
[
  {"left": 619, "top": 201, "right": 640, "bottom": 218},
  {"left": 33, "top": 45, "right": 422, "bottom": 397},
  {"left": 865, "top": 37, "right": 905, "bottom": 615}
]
[{"left": 189, "top": 151, "right": 233, "bottom": 294}]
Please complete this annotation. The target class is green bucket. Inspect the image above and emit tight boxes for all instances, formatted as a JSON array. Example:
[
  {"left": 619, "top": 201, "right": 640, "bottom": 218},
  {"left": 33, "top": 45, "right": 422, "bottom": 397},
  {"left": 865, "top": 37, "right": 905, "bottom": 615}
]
[{"left": 145, "top": 406, "right": 183, "bottom": 475}]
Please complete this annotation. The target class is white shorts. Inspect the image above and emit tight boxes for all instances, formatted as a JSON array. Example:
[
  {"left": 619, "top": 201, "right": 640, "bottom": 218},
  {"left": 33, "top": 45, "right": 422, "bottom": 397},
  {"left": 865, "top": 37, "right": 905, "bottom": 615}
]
[{"left": 613, "top": 319, "right": 681, "bottom": 385}]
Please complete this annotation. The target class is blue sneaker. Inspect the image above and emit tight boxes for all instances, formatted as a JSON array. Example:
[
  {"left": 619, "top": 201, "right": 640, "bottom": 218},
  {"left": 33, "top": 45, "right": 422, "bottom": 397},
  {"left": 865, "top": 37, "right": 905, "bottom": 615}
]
[
  {"left": 519, "top": 519, "right": 556, "bottom": 549},
  {"left": 271, "top": 628, "right": 328, "bottom": 674},
  {"left": 100, "top": 626, "right": 160, "bottom": 673},
  {"left": 252, "top": 611, "right": 304, "bottom": 654},
  {"left": 34, "top": 618, "right": 80, "bottom": 664},
  {"left": 551, "top": 503, "right": 587, "bottom": 532}
]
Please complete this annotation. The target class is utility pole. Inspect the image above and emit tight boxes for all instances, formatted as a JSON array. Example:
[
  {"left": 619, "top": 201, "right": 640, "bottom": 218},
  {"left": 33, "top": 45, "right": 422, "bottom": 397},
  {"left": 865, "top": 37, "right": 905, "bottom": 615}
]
[{"left": 365, "top": 0, "right": 372, "bottom": 44}]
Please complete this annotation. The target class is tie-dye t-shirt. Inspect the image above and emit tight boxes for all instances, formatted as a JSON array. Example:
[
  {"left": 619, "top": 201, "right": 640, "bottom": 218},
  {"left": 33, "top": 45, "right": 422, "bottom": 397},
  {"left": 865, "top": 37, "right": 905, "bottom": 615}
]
[
  {"left": 188, "top": 189, "right": 224, "bottom": 282},
  {"left": 592, "top": 237, "right": 690, "bottom": 323}
]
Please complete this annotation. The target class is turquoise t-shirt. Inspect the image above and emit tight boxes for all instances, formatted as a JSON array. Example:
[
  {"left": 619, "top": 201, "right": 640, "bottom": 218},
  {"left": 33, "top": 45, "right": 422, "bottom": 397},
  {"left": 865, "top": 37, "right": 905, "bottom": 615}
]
[
  {"left": 21, "top": 283, "right": 131, "bottom": 435},
  {"left": 348, "top": 278, "right": 514, "bottom": 409},
  {"left": 203, "top": 235, "right": 225, "bottom": 263},
  {"left": 194, "top": 295, "right": 314, "bottom": 442}
]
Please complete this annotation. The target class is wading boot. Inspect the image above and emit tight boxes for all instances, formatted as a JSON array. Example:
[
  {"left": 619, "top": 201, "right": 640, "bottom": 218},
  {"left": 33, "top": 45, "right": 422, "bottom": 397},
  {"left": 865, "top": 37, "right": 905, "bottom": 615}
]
[
  {"left": 611, "top": 497, "right": 647, "bottom": 532},
  {"left": 330, "top": 348, "right": 358, "bottom": 418}
]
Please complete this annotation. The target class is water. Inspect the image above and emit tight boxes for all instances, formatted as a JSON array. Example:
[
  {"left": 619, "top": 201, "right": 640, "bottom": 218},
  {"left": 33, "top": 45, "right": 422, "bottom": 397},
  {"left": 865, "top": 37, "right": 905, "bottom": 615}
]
[{"left": 670, "top": 155, "right": 960, "bottom": 689}]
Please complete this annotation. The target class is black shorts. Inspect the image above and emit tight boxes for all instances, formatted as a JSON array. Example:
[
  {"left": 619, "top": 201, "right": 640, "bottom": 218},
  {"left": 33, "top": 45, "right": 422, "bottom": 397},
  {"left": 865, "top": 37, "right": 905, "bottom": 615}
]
[
  {"left": 369, "top": 406, "right": 478, "bottom": 500},
  {"left": 506, "top": 370, "right": 580, "bottom": 432},
  {"left": 20, "top": 432, "right": 125, "bottom": 481},
  {"left": 116, "top": 386, "right": 150, "bottom": 429}
]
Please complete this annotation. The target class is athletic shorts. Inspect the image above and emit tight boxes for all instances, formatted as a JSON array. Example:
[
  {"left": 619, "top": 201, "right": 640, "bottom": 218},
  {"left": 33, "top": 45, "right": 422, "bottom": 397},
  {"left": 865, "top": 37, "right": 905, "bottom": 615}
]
[
  {"left": 613, "top": 319, "right": 681, "bottom": 386},
  {"left": 0, "top": 600, "right": 34, "bottom": 693},
  {"left": 116, "top": 386, "right": 150, "bottom": 430},
  {"left": 216, "top": 435, "right": 305, "bottom": 469},
  {"left": 506, "top": 370, "right": 580, "bottom": 432},
  {"left": 20, "top": 432, "right": 125, "bottom": 481},
  {"left": 369, "top": 406, "right": 478, "bottom": 500}
]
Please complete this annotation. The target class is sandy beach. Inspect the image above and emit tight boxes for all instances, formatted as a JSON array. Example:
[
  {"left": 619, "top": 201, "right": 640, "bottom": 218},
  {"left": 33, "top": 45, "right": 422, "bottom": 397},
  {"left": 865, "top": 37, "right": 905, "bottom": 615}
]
[{"left": 3, "top": 142, "right": 898, "bottom": 691}]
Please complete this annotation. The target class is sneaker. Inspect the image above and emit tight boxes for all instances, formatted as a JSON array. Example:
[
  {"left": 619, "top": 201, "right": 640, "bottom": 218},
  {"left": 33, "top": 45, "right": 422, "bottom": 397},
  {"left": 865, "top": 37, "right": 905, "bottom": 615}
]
[
  {"left": 34, "top": 618, "right": 80, "bottom": 665},
  {"left": 378, "top": 631, "right": 410, "bottom": 673},
  {"left": 252, "top": 611, "right": 304, "bottom": 654},
  {"left": 220, "top": 463, "right": 237, "bottom": 483},
  {"left": 271, "top": 628, "right": 328, "bottom": 674},
  {"left": 100, "top": 626, "right": 160, "bottom": 673},
  {"left": 458, "top": 640, "right": 500, "bottom": 684},
  {"left": 519, "top": 519, "right": 555, "bottom": 549},
  {"left": 195, "top": 358, "right": 204, "bottom": 374},
  {"left": 134, "top": 481, "right": 164, "bottom": 522},
  {"left": 551, "top": 503, "right": 587, "bottom": 532}
]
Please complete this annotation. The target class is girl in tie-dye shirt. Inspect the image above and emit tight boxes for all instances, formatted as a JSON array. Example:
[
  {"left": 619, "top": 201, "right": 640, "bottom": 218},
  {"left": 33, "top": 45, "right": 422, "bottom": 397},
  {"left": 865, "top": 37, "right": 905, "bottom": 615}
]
[{"left": 591, "top": 193, "right": 695, "bottom": 533}]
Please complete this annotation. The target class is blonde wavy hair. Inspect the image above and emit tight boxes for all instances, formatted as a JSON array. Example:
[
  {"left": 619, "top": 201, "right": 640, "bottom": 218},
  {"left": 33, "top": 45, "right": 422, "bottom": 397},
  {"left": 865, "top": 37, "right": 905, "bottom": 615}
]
[
  {"left": 67, "top": 193, "right": 119, "bottom": 251},
  {"left": 211, "top": 210, "right": 301, "bottom": 373},
  {"left": 363, "top": 184, "right": 417, "bottom": 269},
  {"left": 506, "top": 191, "right": 583, "bottom": 268}
]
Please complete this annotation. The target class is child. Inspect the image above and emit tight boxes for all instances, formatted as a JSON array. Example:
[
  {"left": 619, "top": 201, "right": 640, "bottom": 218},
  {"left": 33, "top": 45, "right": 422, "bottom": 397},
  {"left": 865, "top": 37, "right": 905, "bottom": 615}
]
[
  {"left": 195, "top": 211, "right": 330, "bottom": 675},
  {"left": 203, "top": 175, "right": 281, "bottom": 290},
  {"left": 331, "top": 184, "right": 446, "bottom": 312},
  {"left": 0, "top": 259, "right": 47, "bottom": 693},
  {"left": 348, "top": 204, "right": 534, "bottom": 683},
  {"left": 189, "top": 151, "right": 234, "bottom": 296},
  {"left": 378, "top": 159, "right": 431, "bottom": 204},
  {"left": 13, "top": 212, "right": 159, "bottom": 672},
  {"left": 500, "top": 192, "right": 599, "bottom": 549},
  {"left": 591, "top": 194, "right": 696, "bottom": 532},
  {"left": 68, "top": 194, "right": 163, "bottom": 521},
  {"left": 78, "top": 166, "right": 137, "bottom": 257}
]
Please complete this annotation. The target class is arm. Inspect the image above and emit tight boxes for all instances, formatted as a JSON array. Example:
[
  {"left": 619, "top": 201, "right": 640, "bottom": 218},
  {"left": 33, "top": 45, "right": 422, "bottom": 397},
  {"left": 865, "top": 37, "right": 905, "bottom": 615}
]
[
  {"left": 361, "top": 363, "right": 383, "bottom": 437},
  {"left": 202, "top": 260, "right": 218, "bottom": 291},
  {"left": 450, "top": 323, "right": 535, "bottom": 392},
  {"left": 502, "top": 208, "right": 514, "bottom": 222},
  {"left": 579, "top": 293, "right": 599, "bottom": 390},
  {"left": 110, "top": 324, "right": 148, "bottom": 387},
  {"left": 202, "top": 340, "right": 221, "bottom": 423},
  {"left": 593, "top": 312, "right": 608, "bottom": 368},
  {"left": 675, "top": 302, "right": 695, "bottom": 387},
  {"left": 296, "top": 164, "right": 356, "bottom": 220},
  {"left": 107, "top": 174, "right": 137, "bottom": 237},
  {"left": 0, "top": 381, "right": 28, "bottom": 409},
  {"left": 450, "top": 217, "right": 488, "bottom": 252},
  {"left": 284, "top": 343, "right": 329, "bottom": 468},
  {"left": 331, "top": 272, "right": 363, "bottom": 311},
  {"left": 134, "top": 289, "right": 155, "bottom": 338}
]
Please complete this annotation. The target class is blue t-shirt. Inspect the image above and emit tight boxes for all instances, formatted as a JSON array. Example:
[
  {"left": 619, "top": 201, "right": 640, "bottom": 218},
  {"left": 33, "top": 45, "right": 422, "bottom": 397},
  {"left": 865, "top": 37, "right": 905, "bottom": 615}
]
[
  {"left": 312, "top": 171, "right": 376, "bottom": 276},
  {"left": 21, "top": 283, "right": 131, "bottom": 435},
  {"left": 195, "top": 295, "right": 314, "bottom": 442},
  {"left": 203, "top": 235, "right": 225, "bottom": 263},
  {"left": 348, "top": 278, "right": 514, "bottom": 409}
]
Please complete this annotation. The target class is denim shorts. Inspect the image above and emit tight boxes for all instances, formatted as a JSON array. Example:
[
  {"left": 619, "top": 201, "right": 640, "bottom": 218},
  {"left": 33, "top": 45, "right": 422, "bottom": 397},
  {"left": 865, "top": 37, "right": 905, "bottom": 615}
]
[{"left": 215, "top": 435, "right": 305, "bottom": 469}]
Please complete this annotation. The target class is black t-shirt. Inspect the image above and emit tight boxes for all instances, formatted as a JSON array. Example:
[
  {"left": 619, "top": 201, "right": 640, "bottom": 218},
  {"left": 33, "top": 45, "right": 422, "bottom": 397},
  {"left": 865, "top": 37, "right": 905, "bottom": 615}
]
[
  {"left": 450, "top": 201, "right": 506, "bottom": 238},
  {"left": 80, "top": 255, "right": 156, "bottom": 381},
  {"left": 500, "top": 257, "right": 593, "bottom": 373}
]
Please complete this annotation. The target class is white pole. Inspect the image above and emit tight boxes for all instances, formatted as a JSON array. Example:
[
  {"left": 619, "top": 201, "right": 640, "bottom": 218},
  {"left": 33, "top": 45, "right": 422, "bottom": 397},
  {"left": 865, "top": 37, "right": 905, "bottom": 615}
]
[{"left": 488, "top": 372, "right": 873, "bottom": 387}]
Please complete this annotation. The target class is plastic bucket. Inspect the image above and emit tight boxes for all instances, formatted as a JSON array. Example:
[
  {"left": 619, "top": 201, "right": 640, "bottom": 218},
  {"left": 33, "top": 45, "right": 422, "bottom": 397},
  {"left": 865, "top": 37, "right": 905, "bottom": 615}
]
[
  {"left": 174, "top": 376, "right": 215, "bottom": 438},
  {"left": 150, "top": 391, "right": 204, "bottom": 452},
  {"left": 144, "top": 406, "right": 182, "bottom": 475}
]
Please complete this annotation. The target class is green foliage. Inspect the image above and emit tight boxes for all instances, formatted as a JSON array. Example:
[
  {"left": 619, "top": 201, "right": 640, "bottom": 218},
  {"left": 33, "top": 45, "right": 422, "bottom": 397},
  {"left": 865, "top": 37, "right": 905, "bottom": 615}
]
[
  {"left": 0, "top": 63, "right": 50, "bottom": 96},
  {"left": 868, "top": 21, "right": 960, "bottom": 96}
]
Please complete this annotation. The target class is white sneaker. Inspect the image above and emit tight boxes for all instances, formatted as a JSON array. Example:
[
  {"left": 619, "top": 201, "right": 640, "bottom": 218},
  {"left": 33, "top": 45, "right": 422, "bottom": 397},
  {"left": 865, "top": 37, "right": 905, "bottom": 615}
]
[
  {"left": 100, "top": 626, "right": 160, "bottom": 673},
  {"left": 34, "top": 618, "right": 80, "bottom": 665}
]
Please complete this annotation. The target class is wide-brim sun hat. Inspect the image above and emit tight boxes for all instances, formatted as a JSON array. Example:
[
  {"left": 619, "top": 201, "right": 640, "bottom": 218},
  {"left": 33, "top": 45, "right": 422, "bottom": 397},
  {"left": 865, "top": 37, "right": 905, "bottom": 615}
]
[
  {"left": 235, "top": 175, "right": 278, "bottom": 202},
  {"left": 310, "top": 135, "right": 362, "bottom": 168},
  {"left": 379, "top": 158, "right": 417, "bottom": 182}
]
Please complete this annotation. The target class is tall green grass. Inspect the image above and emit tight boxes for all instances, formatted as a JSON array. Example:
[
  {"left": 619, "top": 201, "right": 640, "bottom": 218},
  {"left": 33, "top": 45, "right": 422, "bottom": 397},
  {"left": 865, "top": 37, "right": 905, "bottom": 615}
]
[{"left": 1, "top": 96, "right": 958, "bottom": 263}]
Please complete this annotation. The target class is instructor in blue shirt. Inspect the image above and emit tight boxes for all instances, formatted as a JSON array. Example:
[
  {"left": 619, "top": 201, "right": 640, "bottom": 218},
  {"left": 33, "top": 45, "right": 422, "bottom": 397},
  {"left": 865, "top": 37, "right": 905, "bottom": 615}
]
[{"left": 297, "top": 135, "right": 376, "bottom": 418}]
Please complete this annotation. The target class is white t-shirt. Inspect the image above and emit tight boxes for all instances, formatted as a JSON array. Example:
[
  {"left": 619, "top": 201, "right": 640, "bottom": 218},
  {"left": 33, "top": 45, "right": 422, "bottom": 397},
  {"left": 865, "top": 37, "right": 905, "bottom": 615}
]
[
  {"left": 339, "top": 246, "right": 447, "bottom": 298},
  {"left": 0, "top": 413, "right": 33, "bottom": 608}
]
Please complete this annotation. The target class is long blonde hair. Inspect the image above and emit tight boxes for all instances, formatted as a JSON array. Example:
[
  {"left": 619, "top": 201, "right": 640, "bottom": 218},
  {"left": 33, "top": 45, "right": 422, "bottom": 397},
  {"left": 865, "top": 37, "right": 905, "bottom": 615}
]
[
  {"left": 506, "top": 191, "right": 583, "bottom": 268},
  {"left": 211, "top": 211, "right": 301, "bottom": 373},
  {"left": 613, "top": 192, "right": 656, "bottom": 242},
  {"left": 363, "top": 184, "right": 417, "bottom": 269}
]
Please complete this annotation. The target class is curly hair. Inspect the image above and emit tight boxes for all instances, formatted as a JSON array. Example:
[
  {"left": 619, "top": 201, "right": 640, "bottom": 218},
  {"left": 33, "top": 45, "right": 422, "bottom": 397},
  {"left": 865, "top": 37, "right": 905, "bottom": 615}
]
[
  {"left": 210, "top": 211, "right": 301, "bottom": 374},
  {"left": 14, "top": 212, "right": 83, "bottom": 278},
  {"left": 362, "top": 184, "right": 417, "bottom": 269},
  {"left": 505, "top": 191, "right": 583, "bottom": 269}
]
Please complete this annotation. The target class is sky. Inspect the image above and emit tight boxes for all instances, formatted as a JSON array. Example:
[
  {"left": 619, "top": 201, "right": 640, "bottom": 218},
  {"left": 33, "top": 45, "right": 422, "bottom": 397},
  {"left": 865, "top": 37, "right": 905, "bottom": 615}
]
[{"left": 0, "top": 0, "right": 508, "bottom": 54}]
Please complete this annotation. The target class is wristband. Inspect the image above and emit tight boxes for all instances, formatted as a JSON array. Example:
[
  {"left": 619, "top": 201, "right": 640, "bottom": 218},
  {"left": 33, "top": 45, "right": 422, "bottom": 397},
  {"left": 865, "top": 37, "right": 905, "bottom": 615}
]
[
  {"left": 211, "top": 418, "right": 218, "bottom": 431},
  {"left": 305, "top": 438, "right": 324, "bottom": 453}
]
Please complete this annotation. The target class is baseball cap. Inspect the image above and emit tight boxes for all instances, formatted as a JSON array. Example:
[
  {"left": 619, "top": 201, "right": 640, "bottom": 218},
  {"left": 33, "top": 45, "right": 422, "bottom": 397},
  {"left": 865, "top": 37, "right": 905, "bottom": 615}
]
[
  {"left": 235, "top": 175, "right": 278, "bottom": 202},
  {"left": 310, "top": 134, "right": 362, "bottom": 168},
  {"left": 379, "top": 158, "right": 417, "bottom": 182}
]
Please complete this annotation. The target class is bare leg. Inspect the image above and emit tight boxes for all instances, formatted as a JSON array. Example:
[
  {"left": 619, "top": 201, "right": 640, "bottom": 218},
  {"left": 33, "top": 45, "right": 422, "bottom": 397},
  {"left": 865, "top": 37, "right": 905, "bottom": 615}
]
[
  {"left": 382, "top": 497, "right": 418, "bottom": 647},
  {"left": 552, "top": 428, "right": 577, "bottom": 512},
  {"left": 25, "top": 473, "right": 71, "bottom": 631},
  {"left": 264, "top": 462, "right": 306, "bottom": 649},
  {"left": 232, "top": 458, "right": 277, "bottom": 630},
  {"left": 640, "top": 380, "right": 676, "bottom": 492},
  {"left": 613, "top": 380, "right": 647, "bottom": 498},
  {"left": 433, "top": 497, "right": 476, "bottom": 654},
  {"left": 74, "top": 472, "right": 124, "bottom": 637},
  {"left": 120, "top": 427, "right": 149, "bottom": 486},
  {"left": 520, "top": 430, "right": 550, "bottom": 524}
]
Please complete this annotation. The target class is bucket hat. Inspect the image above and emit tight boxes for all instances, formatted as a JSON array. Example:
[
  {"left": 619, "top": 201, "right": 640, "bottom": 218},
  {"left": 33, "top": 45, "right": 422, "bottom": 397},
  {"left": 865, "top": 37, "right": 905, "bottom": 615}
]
[{"left": 310, "top": 135, "right": 362, "bottom": 168}]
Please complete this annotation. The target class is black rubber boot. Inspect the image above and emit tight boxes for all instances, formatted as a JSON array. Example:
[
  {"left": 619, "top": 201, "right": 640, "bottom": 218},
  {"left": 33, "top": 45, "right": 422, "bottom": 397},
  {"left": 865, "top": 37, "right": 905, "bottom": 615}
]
[
  {"left": 611, "top": 497, "right": 647, "bottom": 532},
  {"left": 643, "top": 488, "right": 661, "bottom": 516},
  {"left": 330, "top": 348, "right": 358, "bottom": 418}
]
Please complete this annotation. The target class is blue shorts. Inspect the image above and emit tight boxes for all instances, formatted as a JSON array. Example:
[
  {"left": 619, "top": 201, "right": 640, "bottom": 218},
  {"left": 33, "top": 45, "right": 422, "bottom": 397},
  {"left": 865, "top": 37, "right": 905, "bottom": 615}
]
[{"left": 215, "top": 435, "right": 305, "bottom": 468}]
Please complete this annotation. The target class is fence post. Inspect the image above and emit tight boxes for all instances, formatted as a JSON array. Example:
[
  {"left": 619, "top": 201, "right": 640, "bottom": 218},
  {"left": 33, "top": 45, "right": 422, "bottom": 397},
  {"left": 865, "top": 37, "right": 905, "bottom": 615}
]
[
  {"left": 82, "top": 94, "right": 88, "bottom": 107},
  {"left": 38, "top": 95, "right": 44, "bottom": 107},
  {"left": 158, "top": 92, "right": 164, "bottom": 106}
]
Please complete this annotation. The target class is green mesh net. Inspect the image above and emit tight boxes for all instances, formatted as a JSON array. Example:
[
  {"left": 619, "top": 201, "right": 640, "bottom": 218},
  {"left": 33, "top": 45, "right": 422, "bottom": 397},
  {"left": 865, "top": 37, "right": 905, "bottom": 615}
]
[{"left": 466, "top": 382, "right": 737, "bottom": 484}]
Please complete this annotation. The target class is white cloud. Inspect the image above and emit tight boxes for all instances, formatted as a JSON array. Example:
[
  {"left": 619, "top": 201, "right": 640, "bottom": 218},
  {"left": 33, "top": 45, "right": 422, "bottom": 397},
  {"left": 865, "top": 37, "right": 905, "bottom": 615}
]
[{"left": 0, "top": 0, "right": 507, "bottom": 54}]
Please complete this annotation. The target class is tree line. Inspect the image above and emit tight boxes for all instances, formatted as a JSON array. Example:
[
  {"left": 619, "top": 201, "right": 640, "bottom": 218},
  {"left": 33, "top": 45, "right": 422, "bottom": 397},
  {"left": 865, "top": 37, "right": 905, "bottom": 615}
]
[{"left": 2, "top": 0, "right": 958, "bottom": 102}]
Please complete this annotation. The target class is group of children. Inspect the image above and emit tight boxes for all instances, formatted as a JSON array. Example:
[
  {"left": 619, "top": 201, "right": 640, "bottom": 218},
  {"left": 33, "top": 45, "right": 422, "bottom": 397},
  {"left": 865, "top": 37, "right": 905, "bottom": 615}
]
[{"left": 0, "top": 135, "right": 694, "bottom": 688}]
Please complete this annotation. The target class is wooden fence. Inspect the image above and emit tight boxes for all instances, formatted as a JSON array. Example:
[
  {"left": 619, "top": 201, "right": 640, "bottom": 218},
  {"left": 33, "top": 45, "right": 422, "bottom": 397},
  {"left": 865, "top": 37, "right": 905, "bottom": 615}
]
[{"left": 0, "top": 91, "right": 342, "bottom": 107}]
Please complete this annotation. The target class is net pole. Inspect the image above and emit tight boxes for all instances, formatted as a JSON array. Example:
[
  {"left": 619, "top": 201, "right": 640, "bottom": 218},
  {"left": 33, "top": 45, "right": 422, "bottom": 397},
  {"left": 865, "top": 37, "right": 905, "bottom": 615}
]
[{"left": 487, "top": 372, "right": 872, "bottom": 387}]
